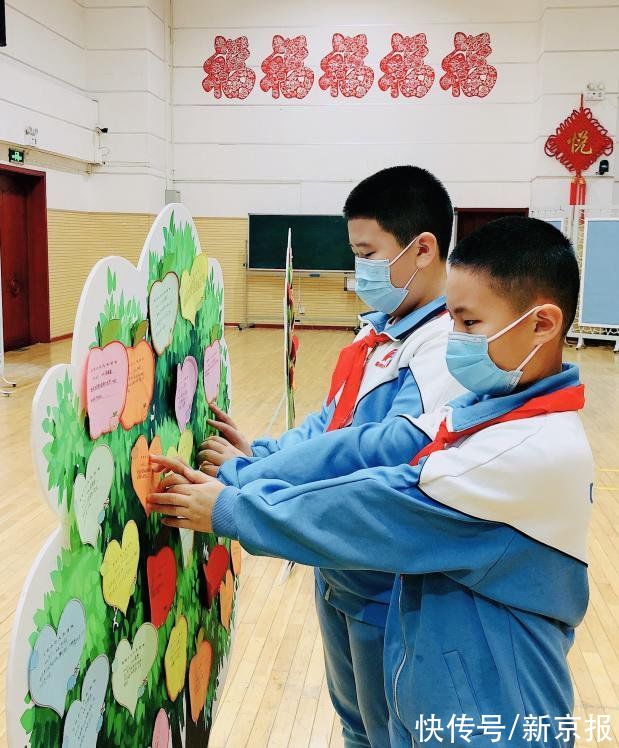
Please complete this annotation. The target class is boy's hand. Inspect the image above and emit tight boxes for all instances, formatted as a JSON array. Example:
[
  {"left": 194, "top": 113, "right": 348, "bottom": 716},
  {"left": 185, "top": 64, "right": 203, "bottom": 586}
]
[
  {"left": 148, "top": 454, "right": 226, "bottom": 533},
  {"left": 206, "top": 401, "right": 252, "bottom": 458},
  {"left": 197, "top": 435, "right": 246, "bottom": 476}
]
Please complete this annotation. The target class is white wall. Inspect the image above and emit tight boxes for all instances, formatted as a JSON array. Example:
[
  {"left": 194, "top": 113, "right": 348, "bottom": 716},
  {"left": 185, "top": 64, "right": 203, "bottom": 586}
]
[
  {"left": 0, "top": 1, "right": 617, "bottom": 215},
  {"left": 0, "top": 0, "right": 171, "bottom": 213},
  {"left": 172, "top": 0, "right": 618, "bottom": 216}
]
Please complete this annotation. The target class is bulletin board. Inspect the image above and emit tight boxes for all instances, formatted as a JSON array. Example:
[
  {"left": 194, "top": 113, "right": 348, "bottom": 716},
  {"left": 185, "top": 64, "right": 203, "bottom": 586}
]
[
  {"left": 580, "top": 218, "right": 619, "bottom": 328},
  {"left": 6, "top": 204, "right": 240, "bottom": 747}
]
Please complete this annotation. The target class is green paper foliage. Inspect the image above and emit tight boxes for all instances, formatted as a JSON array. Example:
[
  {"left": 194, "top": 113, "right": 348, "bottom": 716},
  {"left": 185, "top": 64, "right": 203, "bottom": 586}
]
[{"left": 22, "top": 212, "right": 234, "bottom": 747}]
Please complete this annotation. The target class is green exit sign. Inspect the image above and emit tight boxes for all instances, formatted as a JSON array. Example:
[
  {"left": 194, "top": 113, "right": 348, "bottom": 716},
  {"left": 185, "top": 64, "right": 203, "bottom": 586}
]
[{"left": 8, "top": 148, "right": 25, "bottom": 164}]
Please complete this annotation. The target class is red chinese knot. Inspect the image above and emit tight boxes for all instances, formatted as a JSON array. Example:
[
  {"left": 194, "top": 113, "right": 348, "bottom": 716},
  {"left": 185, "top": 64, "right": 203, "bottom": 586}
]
[{"left": 544, "top": 102, "right": 614, "bottom": 174}]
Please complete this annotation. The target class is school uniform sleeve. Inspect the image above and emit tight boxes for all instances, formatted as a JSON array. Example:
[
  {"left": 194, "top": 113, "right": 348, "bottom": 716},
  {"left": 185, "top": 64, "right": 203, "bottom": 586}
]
[
  {"left": 250, "top": 400, "right": 333, "bottom": 458},
  {"left": 218, "top": 413, "right": 430, "bottom": 489},
  {"left": 212, "top": 462, "right": 517, "bottom": 578}
]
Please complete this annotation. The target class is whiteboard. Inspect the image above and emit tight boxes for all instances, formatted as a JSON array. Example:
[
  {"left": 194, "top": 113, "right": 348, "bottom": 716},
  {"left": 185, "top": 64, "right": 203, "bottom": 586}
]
[
  {"left": 580, "top": 219, "right": 619, "bottom": 328},
  {"left": 545, "top": 219, "right": 565, "bottom": 234}
]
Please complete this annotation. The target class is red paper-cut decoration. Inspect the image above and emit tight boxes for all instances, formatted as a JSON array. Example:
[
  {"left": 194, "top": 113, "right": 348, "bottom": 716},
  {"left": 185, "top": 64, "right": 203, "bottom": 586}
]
[
  {"left": 203, "top": 544, "right": 230, "bottom": 606},
  {"left": 544, "top": 100, "right": 614, "bottom": 175},
  {"left": 440, "top": 32, "right": 497, "bottom": 98},
  {"left": 260, "top": 35, "right": 314, "bottom": 100},
  {"left": 319, "top": 33, "right": 374, "bottom": 99},
  {"left": 147, "top": 547, "right": 177, "bottom": 628},
  {"left": 202, "top": 36, "right": 256, "bottom": 100},
  {"left": 378, "top": 33, "right": 435, "bottom": 99}
]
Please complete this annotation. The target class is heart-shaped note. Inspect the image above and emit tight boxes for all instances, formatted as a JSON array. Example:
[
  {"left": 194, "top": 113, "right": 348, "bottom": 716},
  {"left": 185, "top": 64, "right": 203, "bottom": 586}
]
[
  {"left": 147, "top": 547, "right": 177, "bottom": 628},
  {"left": 164, "top": 615, "right": 188, "bottom": 702},
  {"left": 73, "top": 444, "right": 114, "bottom": 547},
  {"left": 100, "top": 520, "right": 139, "bottom": 615},
  {"left": 149, "top": 272, "right": 179, "bottom": 356},
  {"left": 151, "top": 708, "right": 170, "bottom": 748},
  {"left": 120, "top": 340, "right": 155, "bottom": 430},
  {"left": 174, "top": 356, "right": 198, "bottom": 432},
  {"left": 203, "top": 340, "right": 221, "bottom": 402},
  {"left": 86, "top": 342, "right": 129, "bottom": 439},
  {"left": 180, "top": 253, "right": 209, "bottom": 326},
  {"left": 62, "top": 654, "right": 109, "bottom": 748},
  {"left": 28, "top": 598, "right": 86, "bottom": 716},
  {"left": 111, "top": 622, "right": 158, "bottom": 717},
  {"left": 189, "top": 629, "right": 213, "bottom": 724},
  {"left": 230, "top": 540, "right": 242, "bottom": 577},
  {"left": 131, "top": 434, "right": 163, "bottom": 514},
  {"left": 220, "top": 570, "right": 234, "bottom": 632},
  {"left": 166, "top": 429, "right": 193, "bottom": 466},
  {"left": 179, "top": 529, "right": 194, "bottom": 568},
  {"left": 203, "top": 544, "right": 230, "bottom": 607}
]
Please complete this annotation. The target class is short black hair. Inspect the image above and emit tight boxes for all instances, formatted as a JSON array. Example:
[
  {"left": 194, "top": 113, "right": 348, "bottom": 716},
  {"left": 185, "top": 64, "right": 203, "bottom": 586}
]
[
  {"left": 343, "top": 165, "right": 453, "bottom": 260},
  {"left": 449, "top": 216, "right": 580, "bottom": 334}
]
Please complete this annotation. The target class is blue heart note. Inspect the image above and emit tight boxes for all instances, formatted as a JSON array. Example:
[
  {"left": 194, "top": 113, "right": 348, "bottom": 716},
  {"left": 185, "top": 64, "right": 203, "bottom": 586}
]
[
  {"left": 62, "top": 655, "right": 110, "bottom": 748},
  {"left": 28, "top": 599, "right": 86, "bottom": 716}
]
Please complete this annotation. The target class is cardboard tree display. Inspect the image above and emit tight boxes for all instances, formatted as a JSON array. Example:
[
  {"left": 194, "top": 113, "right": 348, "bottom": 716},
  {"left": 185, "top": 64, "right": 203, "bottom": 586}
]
[{"left": 6, "top": 204, "right": 240, "bottom": 747}]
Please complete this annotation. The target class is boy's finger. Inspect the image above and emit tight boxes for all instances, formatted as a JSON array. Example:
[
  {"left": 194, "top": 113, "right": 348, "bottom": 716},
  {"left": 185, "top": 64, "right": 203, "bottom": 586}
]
[
  {"left": 199, "top": 449, "right": 225, "bottom": 466},
  {"left": 148, "top": 503, "right": 187, "bottom": 517},
  {"left": 200, "top": 438, "right": 226, "bottom": 454},
  {"left": 207, "top": 401, "right": 236, "bottom": 426},
  {"left": 199, "top": 463, "right": 219, "bottom": 477},
  {"left": 206, "top": 419, "right": 238, "bottom": 438},
  {"left": 150, "top": 454, "right": 204, "bottom": 483},
  {"left": 150, "top": 453, "right": 191, "bottom": 475},
  {"left": 147, "top": 491, "right": 189, "bottom": 507},
  {"left": 162, "top": 517, "right": 195, "bottom": 530},
  {"left": 159, "top": 472, "right": 187, "bottom": 489}
]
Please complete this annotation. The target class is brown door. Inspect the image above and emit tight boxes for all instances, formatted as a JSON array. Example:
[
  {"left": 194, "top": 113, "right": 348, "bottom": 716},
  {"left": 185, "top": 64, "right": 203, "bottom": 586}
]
[
  {"left": 0, "top": 173, "right": 31, "bottom": 349},
  {"left": 456, "top": 208, "right": 529, "bottom": 243}
]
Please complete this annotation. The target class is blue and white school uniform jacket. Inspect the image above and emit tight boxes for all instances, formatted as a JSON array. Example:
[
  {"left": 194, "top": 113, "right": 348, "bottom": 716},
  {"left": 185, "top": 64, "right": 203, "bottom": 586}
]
[
  {"left": 212, "top": 365, "right": 593, "bottom": 747},
  {"left": 221, "top": 296, "right": 465, "bottom": 626}
]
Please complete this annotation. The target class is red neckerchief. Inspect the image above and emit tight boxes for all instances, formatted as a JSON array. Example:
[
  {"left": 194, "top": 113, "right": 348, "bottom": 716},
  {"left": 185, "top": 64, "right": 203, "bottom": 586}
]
[{"left": 326, "top": 330, "right": 392, "bottom": 431}]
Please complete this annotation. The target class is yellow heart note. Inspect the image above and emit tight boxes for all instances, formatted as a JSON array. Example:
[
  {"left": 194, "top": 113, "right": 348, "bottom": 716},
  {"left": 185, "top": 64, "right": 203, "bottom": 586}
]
[
  {"left": 167, "top": 428, "right": 194, "bottom": 466},
  {"left": 180, "top": 254, "right": 209, "bottom": 326},
  {"left": 100, "top": 520, "right": 140, "bottom": 615},
  {"left": 164, "top": 615, "right": 188, "bottom": 701}
]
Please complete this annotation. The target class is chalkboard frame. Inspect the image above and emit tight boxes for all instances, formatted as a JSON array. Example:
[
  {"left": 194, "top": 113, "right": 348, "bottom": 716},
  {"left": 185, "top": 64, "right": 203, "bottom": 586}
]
[{"left": 247, "top": 213, "right": 354, "bottom": 273}]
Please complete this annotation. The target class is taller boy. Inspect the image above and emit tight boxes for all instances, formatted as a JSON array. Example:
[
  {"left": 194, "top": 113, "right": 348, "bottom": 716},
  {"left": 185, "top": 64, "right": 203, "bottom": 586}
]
[{"left": 200, "top": 166, "right": 463, "bottom": 747}]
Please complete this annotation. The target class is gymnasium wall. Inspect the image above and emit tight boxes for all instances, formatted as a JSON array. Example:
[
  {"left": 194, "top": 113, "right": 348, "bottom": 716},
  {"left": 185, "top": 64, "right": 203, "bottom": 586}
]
[
  {"left": 1, "top": 1, "right": 618, "bottom": 336},
  {"left": 46, "top": 212, "right": 365, "bottom": 338},
  {"left": 0, "top": 0, "right": 170, "bottom": 214}
]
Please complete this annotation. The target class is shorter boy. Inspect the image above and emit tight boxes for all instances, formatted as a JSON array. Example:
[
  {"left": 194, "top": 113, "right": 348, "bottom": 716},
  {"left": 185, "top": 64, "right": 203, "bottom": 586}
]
[{"left": 150, "top": 217, "right": 593, "bottom": 748}]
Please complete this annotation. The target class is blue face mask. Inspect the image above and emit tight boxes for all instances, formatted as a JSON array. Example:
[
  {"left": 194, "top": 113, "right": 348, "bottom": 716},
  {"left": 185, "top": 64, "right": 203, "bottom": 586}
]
[
  {"left": 354, "top": 237, "right": 420, "bottom": 314},
  {"left": 446, "top": 306, "right": 543, "bottom": 396}
]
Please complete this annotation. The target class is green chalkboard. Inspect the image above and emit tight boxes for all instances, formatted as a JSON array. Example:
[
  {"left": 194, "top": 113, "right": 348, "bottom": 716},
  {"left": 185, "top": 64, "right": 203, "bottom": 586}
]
[{"left": 248, "top": 214, "right": 354, "bottom": 271}]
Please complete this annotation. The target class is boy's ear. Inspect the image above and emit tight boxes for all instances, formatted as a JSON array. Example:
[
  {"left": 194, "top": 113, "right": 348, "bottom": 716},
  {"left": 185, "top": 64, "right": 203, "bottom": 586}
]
[
  {"left": 533, "top": 303, "right": 564, "bottom": 343},
  {"left": 415, "top": 232, "right": 440, "bottom": 268}
]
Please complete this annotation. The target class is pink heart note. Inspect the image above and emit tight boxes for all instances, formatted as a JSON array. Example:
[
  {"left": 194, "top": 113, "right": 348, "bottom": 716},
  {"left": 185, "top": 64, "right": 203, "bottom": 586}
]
[
  {"left": 86, "top": 342, "right": 129, "bottom": 439},
  {"left": 203, "top": 341, "right": 221, "bottom": 403},
  {"left": 152, "top": 708, "right": 170, "bottom": 748},
  {"left": 175, "top": 356, "right": 199, "bottom": 432}
]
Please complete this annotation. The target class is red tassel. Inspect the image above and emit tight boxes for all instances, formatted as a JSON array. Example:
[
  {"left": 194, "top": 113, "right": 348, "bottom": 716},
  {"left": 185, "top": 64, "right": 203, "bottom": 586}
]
[{"left": 569, "top": 174, "right": 586, "bottom": 206}]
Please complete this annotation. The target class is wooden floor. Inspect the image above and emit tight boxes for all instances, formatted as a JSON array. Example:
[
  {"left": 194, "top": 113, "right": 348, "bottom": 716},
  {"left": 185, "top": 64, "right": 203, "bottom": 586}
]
[{"left": 1, "top": 328, "right": 618, "bottom": 747}]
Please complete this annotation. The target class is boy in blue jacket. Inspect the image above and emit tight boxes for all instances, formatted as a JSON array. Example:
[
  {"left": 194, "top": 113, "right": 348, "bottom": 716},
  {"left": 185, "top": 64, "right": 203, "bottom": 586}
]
[
  {"left": 150, "top": 217, "right": 593, "bottom": 747},
  {"left": 195, "top": 165, "right": 464, "bottom": 747}
]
